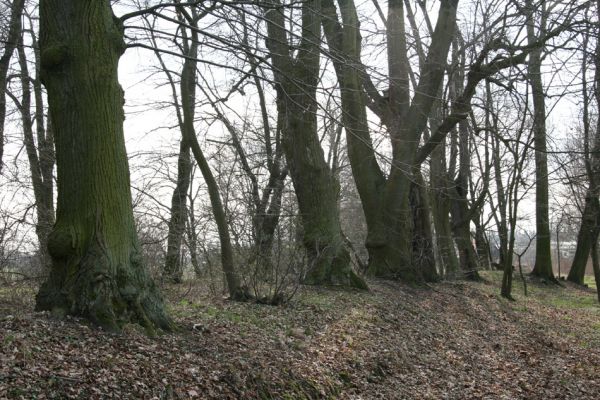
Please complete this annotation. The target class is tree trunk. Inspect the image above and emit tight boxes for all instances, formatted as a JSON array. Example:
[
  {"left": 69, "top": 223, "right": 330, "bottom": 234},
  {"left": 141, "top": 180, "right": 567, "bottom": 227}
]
[
  {"left": 411, "top": 170, "right": 438, "bottom": 281},
  {"left": 284, "top": 91, "right": 364, "bottom": 288},
  {"left": 163, "top": 141, "right": 192, "bottom": 283},
  {"left": 501, "top": 215, "right": 518, "bottom": 300},
  {"left": 430, "top": 175, "right": 460, "bottom": 277},
  {"left": 450, "top": 189, "right": 481, "bottom": 280},
  {"left": 0, "top": 0, "right": 25, "bottom": 173},
  {"left": 176, "top": 14, "right": 246, "bottom": 299},
  {"left": 591, "top": 237, "right": 600, "bottom": 303},
  {"left": 526, "top": 0, "right": 555, "bottom": 282},
  {"left": 428, "top": 91, "right": 460, "bottom": 277},
  {"left": 570, "top": 198, "right": 600, "bottom": 284},
  {"left": 322, "top": 0, "right": 456, "bottom": 282},
  {"left": 473, "top": 216, "right": 491, "bottom": 270},
  {"left": 492, "top": 125, "right": 510, "bottom": 268},
  {"left": 265, "top": 0, "right": 366, "bottom": 288},
  {"left": 15, "top": 32, "right": 55, "bottom": 270},
  {"left": 569, "top": 2, "right": 600, "bottom": 285},
  {"left": 35, "top": 0, "right": 172, "bottom": 332}
]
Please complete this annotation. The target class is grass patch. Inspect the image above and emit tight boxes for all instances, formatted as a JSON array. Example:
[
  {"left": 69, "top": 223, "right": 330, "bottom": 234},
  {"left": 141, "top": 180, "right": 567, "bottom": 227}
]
[
  {"left": 546, "top": 294, "right": 598, "bottom": 310},
  {"left": 584, "top": 275, "right": 597, "bottom": 290}
]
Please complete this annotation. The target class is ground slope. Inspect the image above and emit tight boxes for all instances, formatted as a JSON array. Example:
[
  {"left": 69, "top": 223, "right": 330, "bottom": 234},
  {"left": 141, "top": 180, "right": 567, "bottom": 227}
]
[{"left": 1, "top": 272, "right": 599, "bottom": 399}]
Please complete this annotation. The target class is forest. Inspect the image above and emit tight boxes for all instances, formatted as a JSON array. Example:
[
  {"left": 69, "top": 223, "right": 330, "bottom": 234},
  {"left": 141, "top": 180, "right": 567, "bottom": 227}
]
[{"left": 1, "top": 0, "right": 600, "bottom": 398}]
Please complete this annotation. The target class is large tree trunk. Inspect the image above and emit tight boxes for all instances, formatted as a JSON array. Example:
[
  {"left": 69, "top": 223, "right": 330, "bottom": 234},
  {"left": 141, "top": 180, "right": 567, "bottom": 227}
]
[
  {"left": 321, "top": 0, "right": 388, "bottom": 277},
  {"left": 283, "top": 85, "right": 363, "bottom": 288},
  {"left": 35, "top": 0, "right": 172, "bottom": 332},
  {"left": 526, "top": 0, "right": 555, "bottom": 281},
  {"left": 265, "top": 0, "right": 366, "bottom": 288},
  {"left": 0, "top": 0, "right": 25, "bottom": 173},
  {"left": 429, "top": 172, "right": 460, "bottom": 277},
  {"left": 163, "top": 141, "right": 192, "bottom": 283},
  {"left": 322, "top": 0, "right": 456, "bottom": 282},
  {"left": 449, "top": 182, "right": 480, "bottom": 280}
]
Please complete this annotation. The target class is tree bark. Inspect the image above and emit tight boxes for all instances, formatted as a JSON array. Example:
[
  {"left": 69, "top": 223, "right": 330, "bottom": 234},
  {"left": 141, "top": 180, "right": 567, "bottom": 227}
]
[{"left": 35, "top": 0, "right": 172, "bottom": 332}]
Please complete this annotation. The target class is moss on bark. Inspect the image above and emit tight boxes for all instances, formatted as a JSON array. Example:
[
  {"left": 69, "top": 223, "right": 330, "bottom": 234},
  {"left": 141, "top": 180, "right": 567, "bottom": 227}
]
[{"left": 35, "top": 0, "right": 172, "bottom": 332}]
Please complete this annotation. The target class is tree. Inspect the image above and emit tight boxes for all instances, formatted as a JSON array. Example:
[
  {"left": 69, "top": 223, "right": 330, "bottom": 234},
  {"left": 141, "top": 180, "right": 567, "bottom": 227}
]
[
  {"left": 568, "top": 0, "right": 600, "bottom": 285},
  {"left": 499, "top": 93, "right": 535, "bottom": 299},
  {"left": 6, "top": 14, "right": 55, "bottom": 270},
  {"left": 526, "top": 0, "right": 556, "bottom": 282},
  {"left": 168, "top": 5, "right": 247, "bottom": 299},
  {"left": 264, "top": 0, "right": 366, "bottom": 288},
  {"left": 163, "top": 141, "right": 192, "bottom": 283},
  {"left": 320, "top": 0, "right": 457, "bottom": 281},
  {"left": 35, "top": 0, "right": 172, "bottom": 332}
]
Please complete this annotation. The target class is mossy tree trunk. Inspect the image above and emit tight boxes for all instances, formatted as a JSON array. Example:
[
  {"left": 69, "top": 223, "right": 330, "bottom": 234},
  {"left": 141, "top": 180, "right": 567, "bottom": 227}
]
[
  {"left": 321, "top": 0, "right": 387, "bottom": 276},
  {"left": 35, "top": 0, "right": 172, "bottom": 332},
  {"left": 321, "top": 0, "right": 456, "bottom": 282},
  {"left": 569, "top": 199, "right": 600, "bottom": 284},
  {"left": 264, "top": 0, "right": 366, "bottom": 288}
]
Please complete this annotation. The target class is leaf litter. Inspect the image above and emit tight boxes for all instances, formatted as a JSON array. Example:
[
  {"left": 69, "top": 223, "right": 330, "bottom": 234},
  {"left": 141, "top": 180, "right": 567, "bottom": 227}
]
[{"left": 0, "top": 273, "right": 599, "bottom": 399}]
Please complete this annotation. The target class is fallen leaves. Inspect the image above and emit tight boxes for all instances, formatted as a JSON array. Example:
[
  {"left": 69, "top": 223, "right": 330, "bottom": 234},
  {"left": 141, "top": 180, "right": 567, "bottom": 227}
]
[{"left": 0, "top": 276, "right": 599, "bottom": 398}]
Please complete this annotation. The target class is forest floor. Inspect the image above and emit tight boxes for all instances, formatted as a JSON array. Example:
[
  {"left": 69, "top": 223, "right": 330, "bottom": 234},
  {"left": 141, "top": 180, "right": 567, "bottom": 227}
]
[{"left": 0, "top": 271, "right": 599, "bottom": 399}]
